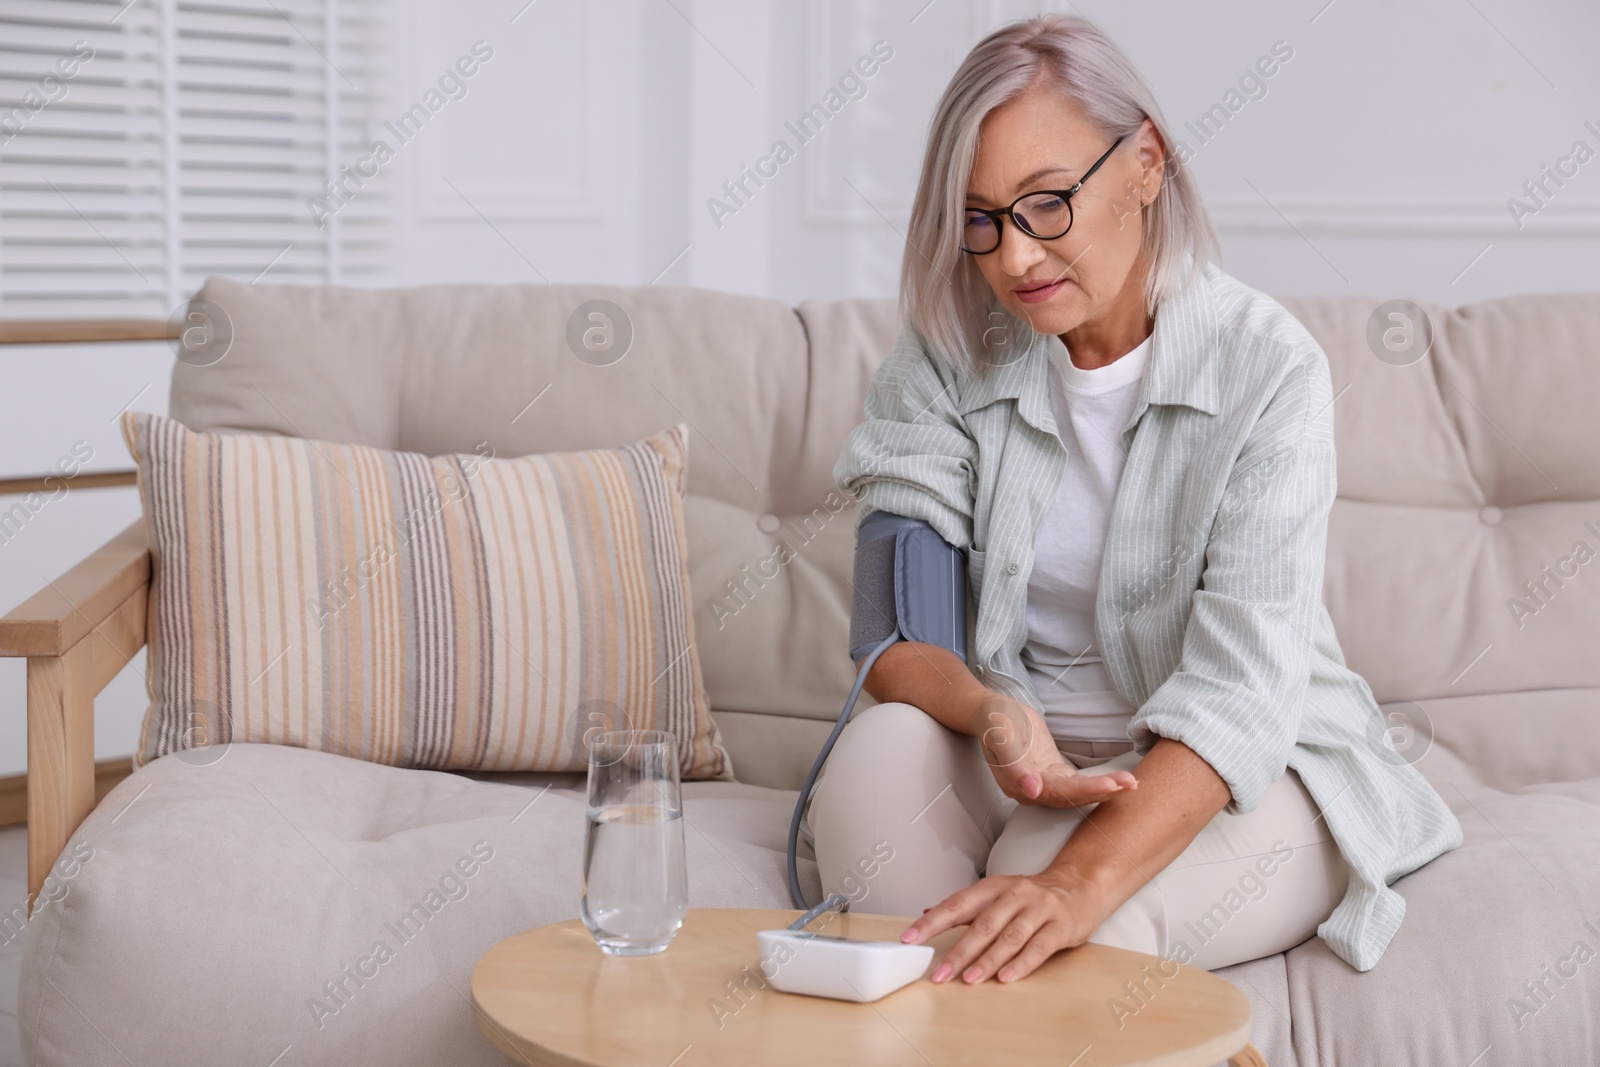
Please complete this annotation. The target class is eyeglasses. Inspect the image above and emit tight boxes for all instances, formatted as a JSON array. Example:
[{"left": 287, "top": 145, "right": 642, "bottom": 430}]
[{"left": 960, "top": 134, "right": 1127, "bottom": 255}]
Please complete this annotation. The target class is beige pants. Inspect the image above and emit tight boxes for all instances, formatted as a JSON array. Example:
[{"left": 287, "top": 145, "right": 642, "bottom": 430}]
[{"left": 806, "top": 701, "right": 1350, "bottom": 971}]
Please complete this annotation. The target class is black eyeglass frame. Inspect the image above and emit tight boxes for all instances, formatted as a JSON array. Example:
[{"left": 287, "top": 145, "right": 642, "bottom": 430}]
[{"left": 960, "top": 133, "right": 1129, "bottom": 255}]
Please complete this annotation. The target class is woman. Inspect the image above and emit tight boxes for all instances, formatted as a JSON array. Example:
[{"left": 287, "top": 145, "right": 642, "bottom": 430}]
[{"left": 813, "top": 12, "right": 1461, "bottom": 985}]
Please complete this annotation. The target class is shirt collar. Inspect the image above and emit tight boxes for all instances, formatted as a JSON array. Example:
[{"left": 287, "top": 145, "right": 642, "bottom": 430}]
[{"left": 953, "top": 261, "right": 1221, "bottom": 439}]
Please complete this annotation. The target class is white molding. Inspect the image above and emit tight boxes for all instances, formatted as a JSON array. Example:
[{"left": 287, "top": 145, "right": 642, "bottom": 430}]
[
  {"left": 420, "top": 189, "right": 600, "bottom": 224},
  {"left": 413, "top": 1, "right": 600, "bottom": 224},
  {"left": 797, "top": 184, "right": 1600, "bottom": 239},
  {"left": 801, "top": 0, "right": 844, "bottom": 225},
  {"left": 1207, "top": 198, "right": 1600, "bottom": 237},
  {"left": 797, "top": 0, "right": 1014, "bottom": 227},
  {"left": 799, "top": 0, "right": 1007, "bottom": 226}
]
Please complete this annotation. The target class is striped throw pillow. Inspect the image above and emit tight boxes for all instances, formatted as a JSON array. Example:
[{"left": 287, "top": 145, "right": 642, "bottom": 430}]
[{"left": 119, "top": 411, "right": 733, "bottom": 780}]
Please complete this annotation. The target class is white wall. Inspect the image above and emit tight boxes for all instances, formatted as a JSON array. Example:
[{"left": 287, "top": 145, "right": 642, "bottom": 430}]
[
  {"left": 3, "top": 0, "right": 1597, "bottom": 775},
  {"left": 386, "top": 0, "right": 1600, "bottom": 303}
]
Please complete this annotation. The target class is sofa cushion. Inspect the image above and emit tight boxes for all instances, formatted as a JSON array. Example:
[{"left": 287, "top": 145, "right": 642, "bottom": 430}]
[
  {"left": 19, "top": 745, "right": 810, "bottom": 1067},
  {"left": 1242, "top": 775, "right": 1600, "bottom": 1066},
  {"left": 119, "top": 411, "right": 732, "bottom": 780},
  {"left": 24, "top": 747, "right": 1600, "bottom": 1065}
]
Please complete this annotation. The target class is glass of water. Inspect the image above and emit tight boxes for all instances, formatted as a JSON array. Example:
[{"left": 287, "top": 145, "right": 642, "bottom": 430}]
[{"left": 580, "top": 729, "right": 688, "bottom": 956}]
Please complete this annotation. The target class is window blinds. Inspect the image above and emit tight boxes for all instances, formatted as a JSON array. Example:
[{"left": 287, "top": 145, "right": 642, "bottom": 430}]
[{"left": 0, "top": 0, "right": 386, "bottom": 319}]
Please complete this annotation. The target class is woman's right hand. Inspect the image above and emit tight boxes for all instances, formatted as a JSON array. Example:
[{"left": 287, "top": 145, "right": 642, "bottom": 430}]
[{"left": 970, "top": 694, "right": 1138, "bottom": 808}]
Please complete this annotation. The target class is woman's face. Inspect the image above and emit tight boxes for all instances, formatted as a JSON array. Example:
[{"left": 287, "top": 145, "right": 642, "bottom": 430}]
[{"left": 964, "top": 83, "right": 1165, "bottom": 344}]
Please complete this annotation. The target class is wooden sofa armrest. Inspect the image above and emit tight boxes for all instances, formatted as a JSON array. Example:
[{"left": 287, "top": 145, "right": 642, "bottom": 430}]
[{"left": 0, "top": 520, "right": 149, "bottom": 909}]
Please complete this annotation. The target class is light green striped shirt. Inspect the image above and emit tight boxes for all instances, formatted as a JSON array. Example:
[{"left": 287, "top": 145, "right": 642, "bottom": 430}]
[{"left": 832, "top": 261, "right": 1461, "bottom": 971}]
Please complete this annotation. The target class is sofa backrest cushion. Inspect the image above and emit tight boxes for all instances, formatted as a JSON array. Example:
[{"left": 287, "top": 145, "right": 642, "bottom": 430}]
[
  {"left": 1275, "top": 293, "right": 1599, "bottom": 709},
  {"left": 171, "top": 278, "right": 1600, "bottom": 790}
]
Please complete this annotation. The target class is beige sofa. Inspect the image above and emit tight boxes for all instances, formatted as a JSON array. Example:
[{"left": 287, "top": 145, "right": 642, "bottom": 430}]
[{"left": 9, "top": 277, "right": 1599, "bottom": 1065}]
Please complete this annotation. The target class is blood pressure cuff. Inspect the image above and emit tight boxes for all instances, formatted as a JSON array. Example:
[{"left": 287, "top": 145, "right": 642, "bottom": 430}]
[{"left": 847, "top": 509, "right": 968, "bottom": 667}]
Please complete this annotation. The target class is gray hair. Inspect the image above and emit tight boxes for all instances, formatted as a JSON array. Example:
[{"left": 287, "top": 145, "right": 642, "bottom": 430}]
[{"left": 900, "top": 12, "right": 1221, "bottom": 380}]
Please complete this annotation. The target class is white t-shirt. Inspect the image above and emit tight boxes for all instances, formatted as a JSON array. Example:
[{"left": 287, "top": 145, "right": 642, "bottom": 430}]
[{"left": 1021, "top": 331, "right": 1151, "bottom": 743}]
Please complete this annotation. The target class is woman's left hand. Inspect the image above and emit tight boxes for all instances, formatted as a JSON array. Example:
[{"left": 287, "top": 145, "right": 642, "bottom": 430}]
[{"left": 899, "top": 869, "right": 1110, "bottom": 984}]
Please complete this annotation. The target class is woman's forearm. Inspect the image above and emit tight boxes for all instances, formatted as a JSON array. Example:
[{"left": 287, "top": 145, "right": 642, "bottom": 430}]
[
  {"left": 862, "top": 642, "right": 990, "bottom": 737},
  {"left": 1038, "top": 736, "right": 1232, "bottom": 911},
  {"left": 865, "top": 646, "right": 1142, "bottom": 808}
]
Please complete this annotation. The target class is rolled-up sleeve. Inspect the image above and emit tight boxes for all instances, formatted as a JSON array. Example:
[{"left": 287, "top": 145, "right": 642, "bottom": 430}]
[
  {"left": 1127, "top": 349, "right": 1338, "bottom": 815},
  {"left": 833, "top": 328, "right": 978, "bottom": 553}
]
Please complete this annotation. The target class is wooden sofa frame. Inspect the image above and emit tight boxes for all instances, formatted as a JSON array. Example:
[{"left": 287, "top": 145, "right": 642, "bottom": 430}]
[{"left": 0, "top": 521, "right": 149, "bottom": 910}]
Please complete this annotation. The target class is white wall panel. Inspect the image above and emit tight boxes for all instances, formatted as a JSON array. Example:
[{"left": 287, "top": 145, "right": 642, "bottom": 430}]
[
  {"left": 384, "top": 0, "right": 1599, "bottom": 303},
  {"left": 389, "top": 0, "right": 640, "bottom": 284}
]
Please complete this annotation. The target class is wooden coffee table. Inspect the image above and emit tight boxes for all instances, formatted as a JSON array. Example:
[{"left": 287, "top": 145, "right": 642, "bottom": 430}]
[{"left": 471, "top": 908, "right": 1265, "bottom": 1066}]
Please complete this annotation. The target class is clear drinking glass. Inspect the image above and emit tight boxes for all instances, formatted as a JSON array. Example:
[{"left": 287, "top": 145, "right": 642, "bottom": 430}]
[{"left": 580, "top": 729, "right": 688, "bottom": 955}]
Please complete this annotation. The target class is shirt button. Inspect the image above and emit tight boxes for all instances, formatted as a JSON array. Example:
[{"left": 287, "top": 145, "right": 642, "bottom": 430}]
[
  {"left": 1006, "top": 562, "right": 1019, "bottom": 575},
  {"left": 974, "top": 664, "right": 985, "bottom": 676}
]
